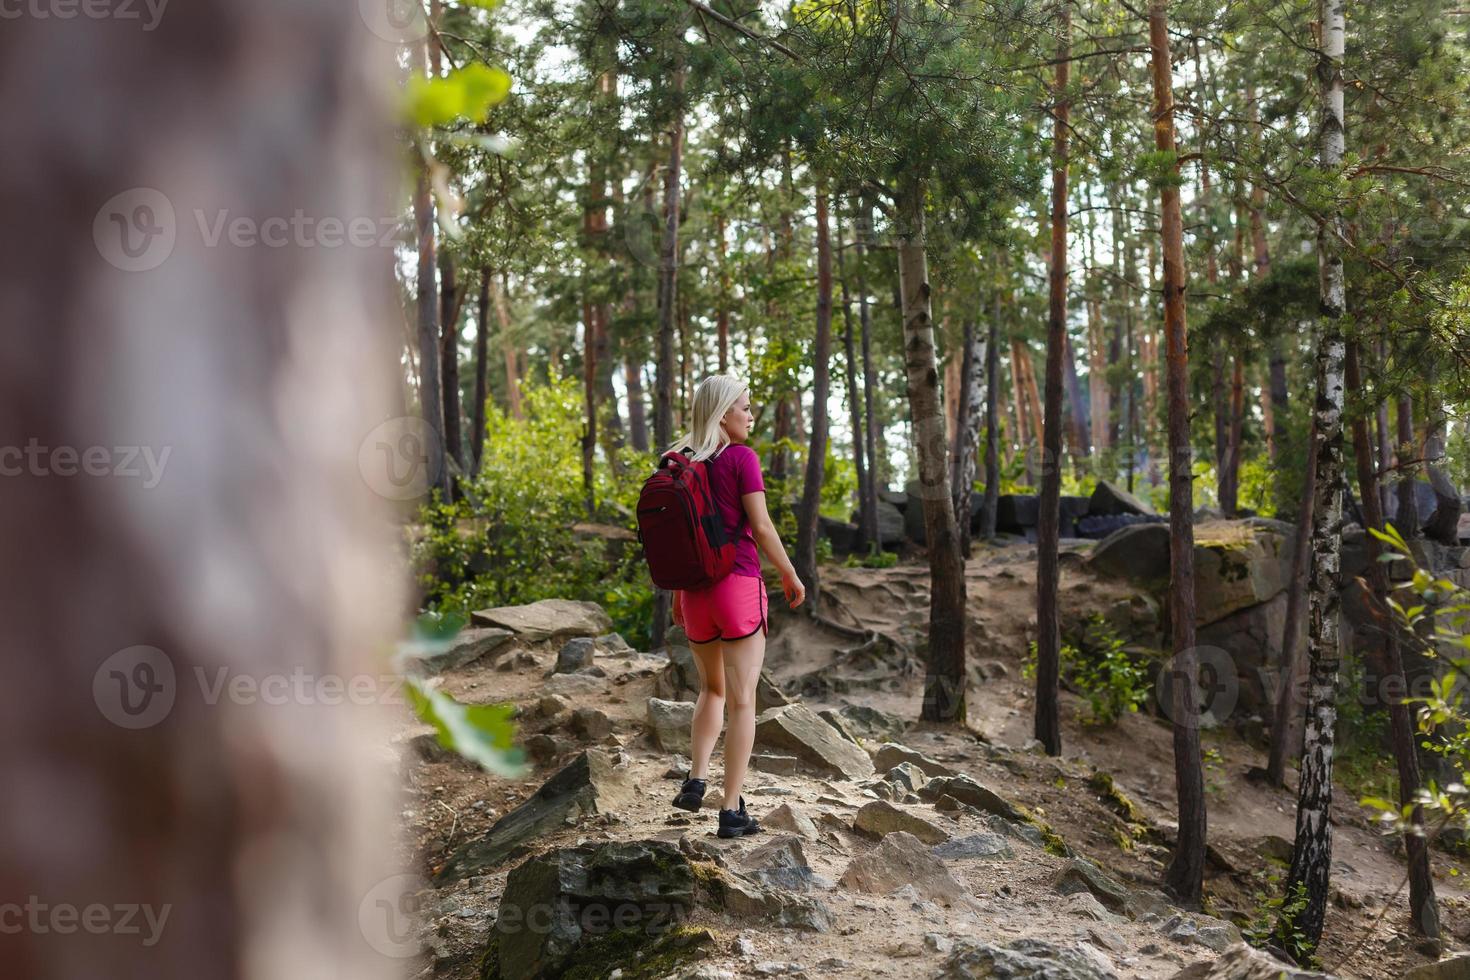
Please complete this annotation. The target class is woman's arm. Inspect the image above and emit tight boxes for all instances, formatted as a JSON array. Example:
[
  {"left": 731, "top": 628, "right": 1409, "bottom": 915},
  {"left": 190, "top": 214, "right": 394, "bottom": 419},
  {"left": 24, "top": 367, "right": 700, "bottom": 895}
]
[{"left": 741, "top": 490, "right": 806, "bottom": 607}]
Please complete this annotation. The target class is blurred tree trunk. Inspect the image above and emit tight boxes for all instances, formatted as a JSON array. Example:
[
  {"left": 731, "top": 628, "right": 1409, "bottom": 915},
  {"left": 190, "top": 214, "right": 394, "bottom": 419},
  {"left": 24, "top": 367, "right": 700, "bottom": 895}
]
[
  {"left": 0, "top": 3, "right": 406, "bottom": 977},
  {"left": 982, "top": 289, "right": 1002, "bottom": 541},
  {"left": 494, "top": 272, "right": 523, "bottom": 420},
  {"left": 473, "top": 270, "right": 490, "bottom": 474},
  {"left": 856, "top": 197, "right": 882, "bottom": 548},
  {"left": 952, "top": 320, "right": 985, "bottom": 559},
  {"left": 1266, "top": 418, "right": 1317, "bottom": 786},
  {"left": 837, "top": 208, "right": 870, "bottom": 551}
]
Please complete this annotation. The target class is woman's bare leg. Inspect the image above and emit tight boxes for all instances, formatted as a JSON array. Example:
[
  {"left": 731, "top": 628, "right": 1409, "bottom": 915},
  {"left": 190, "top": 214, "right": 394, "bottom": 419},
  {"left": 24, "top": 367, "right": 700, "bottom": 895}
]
[
  {"left": 687, "top": 638, "right": 725, "bottom": 780},
  {"left": 719, "top": 630, "right": 766, "bottom": 805}
]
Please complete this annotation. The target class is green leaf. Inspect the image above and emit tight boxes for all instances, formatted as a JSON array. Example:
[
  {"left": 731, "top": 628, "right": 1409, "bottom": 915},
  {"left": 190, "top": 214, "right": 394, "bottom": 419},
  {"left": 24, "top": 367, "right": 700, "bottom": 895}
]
[
  {"left": 407, "top": 63, "right": 512, "bottom": 128},
  {"left": 405, "top": 678, "right": 528, "bottom": 778}
]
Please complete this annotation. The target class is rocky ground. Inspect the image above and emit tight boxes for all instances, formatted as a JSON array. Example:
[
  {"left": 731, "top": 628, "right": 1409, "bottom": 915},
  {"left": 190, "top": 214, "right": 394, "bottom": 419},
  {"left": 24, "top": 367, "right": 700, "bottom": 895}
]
[{"left": 382, "top": 528, "right": 1470, "bottom": 980}]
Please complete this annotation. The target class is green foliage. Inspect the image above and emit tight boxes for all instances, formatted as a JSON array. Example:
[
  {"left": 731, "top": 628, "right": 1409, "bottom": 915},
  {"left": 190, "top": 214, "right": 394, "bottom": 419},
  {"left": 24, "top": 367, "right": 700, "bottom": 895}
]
[
  {"left": 398, "top": 611, "right": 527, "bottom": 778},
  {"left": 1243, "top": 875, "right": 1318, "bottom": 969},
  {"left": 412, "top": 372, "right": 652, "bottom": 644},
  {"left": 1023, "top": 615, "right": 1149, "bottom": 726},
  {"left": 407, "top": 63, "right": 512, "bottom": 127}
]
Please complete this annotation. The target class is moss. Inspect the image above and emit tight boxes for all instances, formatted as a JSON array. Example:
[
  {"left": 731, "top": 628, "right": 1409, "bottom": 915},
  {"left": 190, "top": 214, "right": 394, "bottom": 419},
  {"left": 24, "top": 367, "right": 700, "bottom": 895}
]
[
  {"left": 479, "top": 935, "right": 501, "bottom": 980},
  {"left": 1014, "top": 803, "right": 1071, "bottom": 857},
  {"left": 560, "top": 924, "right": 717, "bottom": 980},
  {"left": 1087, "top": 771, "right": 1147, "bottom": 825}
]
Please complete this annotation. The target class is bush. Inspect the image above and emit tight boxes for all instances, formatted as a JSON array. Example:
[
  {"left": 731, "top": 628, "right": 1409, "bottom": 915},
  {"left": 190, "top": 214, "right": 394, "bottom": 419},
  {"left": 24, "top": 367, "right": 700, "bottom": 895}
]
[{"left": 1022, "top": 615, "right": 1148, "bottom": 726}]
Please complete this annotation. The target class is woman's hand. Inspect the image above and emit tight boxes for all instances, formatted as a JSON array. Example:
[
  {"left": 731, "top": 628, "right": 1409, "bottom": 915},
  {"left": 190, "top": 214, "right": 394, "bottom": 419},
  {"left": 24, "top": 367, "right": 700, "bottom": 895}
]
[{"left": 781, "top": 569, "right": 806, "bottom": 609}]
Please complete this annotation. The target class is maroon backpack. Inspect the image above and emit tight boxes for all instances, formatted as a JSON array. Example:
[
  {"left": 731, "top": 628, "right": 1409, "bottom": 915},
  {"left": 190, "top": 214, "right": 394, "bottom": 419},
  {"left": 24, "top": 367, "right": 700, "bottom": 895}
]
[{"left": 636, "top": 449, "right": 743, "bottom": 590}]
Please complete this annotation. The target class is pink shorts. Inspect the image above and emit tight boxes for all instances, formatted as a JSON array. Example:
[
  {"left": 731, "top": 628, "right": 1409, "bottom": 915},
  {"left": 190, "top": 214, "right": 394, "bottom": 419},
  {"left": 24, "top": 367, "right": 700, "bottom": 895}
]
[{"left": 678, "top": 573, "right": 768, "bottom": 644}]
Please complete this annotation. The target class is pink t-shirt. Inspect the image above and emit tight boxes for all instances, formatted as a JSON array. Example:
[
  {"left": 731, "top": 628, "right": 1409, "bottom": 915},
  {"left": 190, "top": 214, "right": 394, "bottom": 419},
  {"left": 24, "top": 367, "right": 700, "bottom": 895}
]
[{"left": 704, "top": 443, "right": 765, "bottom": 578}]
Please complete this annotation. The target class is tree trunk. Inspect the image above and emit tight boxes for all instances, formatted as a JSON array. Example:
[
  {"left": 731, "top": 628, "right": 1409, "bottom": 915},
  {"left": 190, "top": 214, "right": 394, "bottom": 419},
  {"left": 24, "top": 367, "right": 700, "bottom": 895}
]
[
  {"left": 651, "top": 59, "right": 685, "bottom": 650},
  {"left": 953, "top": 320, "right": 985, "bottom": 558},
  {"left": 837, "top": 207, "right": 870, "bottom": 550},
  {"left": 1010, "top": 339, "right": 1033, "bottom": 484},
  {"left": 412, "top": 152, "right": 448, "bottom": 498},
  {"left": 1220, "top": 353, "right": 1245, "bottom": 514},
  {"left": 1346, "top": 341, "right": 1441, "bottom": 940},
  {"left": 1283, "top": 0, "right": 1348, "bottom": 952},
  {"left": 1036, "top": 3, "right": 1070, "bottom": 758},
  {"left": 856, "top": 197, "right": 882, "bottom": 548},
  {"left": 795, "top": 188, "right": 833, "bottom": 610},
  {"left": 624, "top": 349, "right": 649, "bottom": 452},
  {"left": 440, "top": 252, "right": 464, "bottom": 487},
  {"left": 1396, "top": 395, "right": 1418, "bottom": 535},
  {"left": 716, "top": 210, "right": 730, "bottom": 372},
  {"left": 494, "top": 272, "right": 523, "bottom": 420},
  {"left": 1149, "top": 0, "right": 1206, "bottom": 908},
  {"left": 472, "top": 269, "right": 490, "bottom": 474},
  {"left": 0, "top": 4, "right": 408, "bottom": 976},
  {"left": 895, "top": 177, "right": 968, "bottom": 724},
  {"left": 1266, "top": 418, "right": 1317, "bottom": 786},
  {"left": 983, "top": 290, "right": 1002, "bottom": 541},
  {"left": 581, "top": 290, "right": 598, "bottom": 517}
]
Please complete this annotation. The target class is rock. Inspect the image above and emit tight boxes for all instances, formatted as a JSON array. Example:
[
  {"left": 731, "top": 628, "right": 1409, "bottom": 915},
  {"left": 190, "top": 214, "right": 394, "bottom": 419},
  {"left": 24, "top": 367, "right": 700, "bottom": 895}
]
[
  {"left": 1090, "top": 479, "right": 1156, "bottom": 517},
  {"left": 923, "top": 775, "right": 1028, "bottom": 822},
  {"left": 879, "top": 487, "right": 909, "bottom": 510},
  {"left": 1158, "top": 912, "right": 1243, "bottom": 952},
  {"left": 830, "top": 702, "right": 909, "bottom": 743},
  {"left": 395, "top": 627, "right": 514, "bottom": 676},
  {"left": 871, "top": 742, "right": 958, "bottom": 779},
  {"left": 1251, "top": 834, "right": 1294, "bottom": 864},
  {"left": 436, "top": 749, "right": 633, "bottom": 881},
  {"left": 483, "top": 839, "right": 719, "bottom": 980},
  {"left": 1168, "top": 941, "right": 1338, "bottom": 978},
  {"left": 1087, "top": 522, "right": 1171, "bottom": 582},
  {"left": 750, "top": 753, "right": 799, "bottom": 775},
  {"left": 471, "top": 598, "right": 613, "bottom": 644},
  {"left": 982, "top": 813, "right": 1049, "bottom": 850},
  {"left": 1193, "top": 521, "right": 1293, "bottom": 626},
  {"left": 755, "top": 704, "right": 876, "bottom": 780},
  {"left": 874, "top": 500, "right": 906, "bottom": 546},
  {"left": 819, "top": 515, "right": 862, "bottom": 555},
  {"left": 817, "top": 708, "right": 864, "bottom": 745},
  {"left": 523, "top": 733, "right": 567, "bottom": 764},
  {"left": 931, "top": 833, "right": 1015, "bottom": 861},
  {"left": 763, "top": 802, "right": 820, "bottom": 839},
  {"left": 569, "top": 707, "right": 613, "bottom": 741},
  {"left": 543, "top": 672, "right": 609, "bottom": 697},
  {"left": 538, "top": 694, "right": 571, "bottom": 718},
  {"left": 647, "top": 697, "right": 695, "bottom": 753},
  {"left": 1077, "top": 512, "right": 1167, "bottom": 540},
  {"left": 707, "top": 867, "right": 835, "bottom": 932},
  {"left": 1196, "top": 592, "right": 1292, "bottom": 716},
  {"left": 1404, "top": 953, "right": 1470, "bottom": 979},
  {"left": 996, "top": 494, "right": 1041, "bottom": 533},
  {"left": 1062, "top": 892, "right": 1123, "bottom": 923},
  {"left": 757, "top": 671, "right": 793, "bottom": 713},
  {"left": 654, "top": 642, "right": 699, "bottom": 700},
  {"left": 838, "top": 830, "right": 973, "bottom": 907},
  {"left": 1052, "top": 857, "right": 1132, "bottom": 914},
  {"left": 942, "top": 937, "right": 1119, "bottom": 979},
  {"left": 554, "top": 636, "right": 597, "bottom": 673},
  {"left": 737, "top": 834, "right": 832, "bottom": 892},
  {"left": 883, "top": 762, "right": 930, "bottom": 793},
  {"left": 853, "top": 800, "right": 951, "bottom": 844}
]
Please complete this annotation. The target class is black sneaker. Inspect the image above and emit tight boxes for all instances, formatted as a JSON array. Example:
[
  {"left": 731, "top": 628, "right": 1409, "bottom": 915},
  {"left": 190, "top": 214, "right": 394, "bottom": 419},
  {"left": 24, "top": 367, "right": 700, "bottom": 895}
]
[
  {"left": 673, "top": 776, "right": 707, "bottom": 812},
  {"left": 717, "top": 796, "right": 761, "bottom": 838}
]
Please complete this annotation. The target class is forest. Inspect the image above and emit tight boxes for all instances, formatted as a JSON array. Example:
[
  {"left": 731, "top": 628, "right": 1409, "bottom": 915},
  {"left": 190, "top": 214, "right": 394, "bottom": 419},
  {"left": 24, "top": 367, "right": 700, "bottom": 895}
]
[{"left": 7, "top": 0, "right": 1470, "bottom": 978}]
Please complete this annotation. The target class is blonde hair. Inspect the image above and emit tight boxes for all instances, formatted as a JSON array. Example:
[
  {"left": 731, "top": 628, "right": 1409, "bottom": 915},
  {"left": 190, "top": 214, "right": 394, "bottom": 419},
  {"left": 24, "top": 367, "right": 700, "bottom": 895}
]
[{"left": 668, "top": 374, "right": 749, "bottom": 462}]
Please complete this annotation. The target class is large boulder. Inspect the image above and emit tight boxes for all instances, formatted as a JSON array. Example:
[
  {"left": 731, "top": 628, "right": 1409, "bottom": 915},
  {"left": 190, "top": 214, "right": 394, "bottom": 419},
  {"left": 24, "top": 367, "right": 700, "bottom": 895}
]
[
  {"left": 838, "top": 830, "right": 974, "bottom": 907},
  {"left": 1404, "top": 953, "right": 1470, "bottom": 980},
  {"left": 996, "top": 494, "right": 1041, "bottom": 533},
  {"left": 471, "top": 599, "right": 613, "bottom": 644},
  {"left": 1090, "top": 479, "right": 1156, "bottom": 517},
  {"left": 941, "top": 937, "right": 1119, "bottom": 980},
  {"left": 1051, "top": 857, "right": 1132, "bottom": 914},
  {"left": 480, "top": 839, "right": 734, "bottom": 980},
  {"left": 393, "top": 626, "right": 514, "bottom": 676},
  {"left": 874, "top": 500, "right": 905, "bottom": 546},
  {"left": 436, "top": 749, "right": 633, "bottom": 882},
  {"left": 1193, "top": 520, "right": 1293, "bottom": 626},
  {"left": 1086, "top": 522, "right": 1171, "bottom": 582},
  {"left": 755, "top": 703, "right": 876, "bottom": 780},
  {"left": 647, "top": 697, "right": 695, "bottom": 753},
  {"left": 819, "top": 515, "right": 862, "bottom": 555},
  {"left": 853, "top": 800, "right": 951, "bottom": 844},
  {"left": 1169, "top": 941, "right": 1338, "bottom": 979},
  {"left": 1197, "top": 592, "right": 1295, "bottom": 715}
]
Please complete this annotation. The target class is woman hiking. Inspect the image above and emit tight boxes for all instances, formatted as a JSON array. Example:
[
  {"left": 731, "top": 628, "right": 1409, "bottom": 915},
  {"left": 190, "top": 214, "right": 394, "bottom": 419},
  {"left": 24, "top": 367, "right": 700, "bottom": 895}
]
[{"left": 666, "top": 374, "right": 805, "bottom": 838}]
